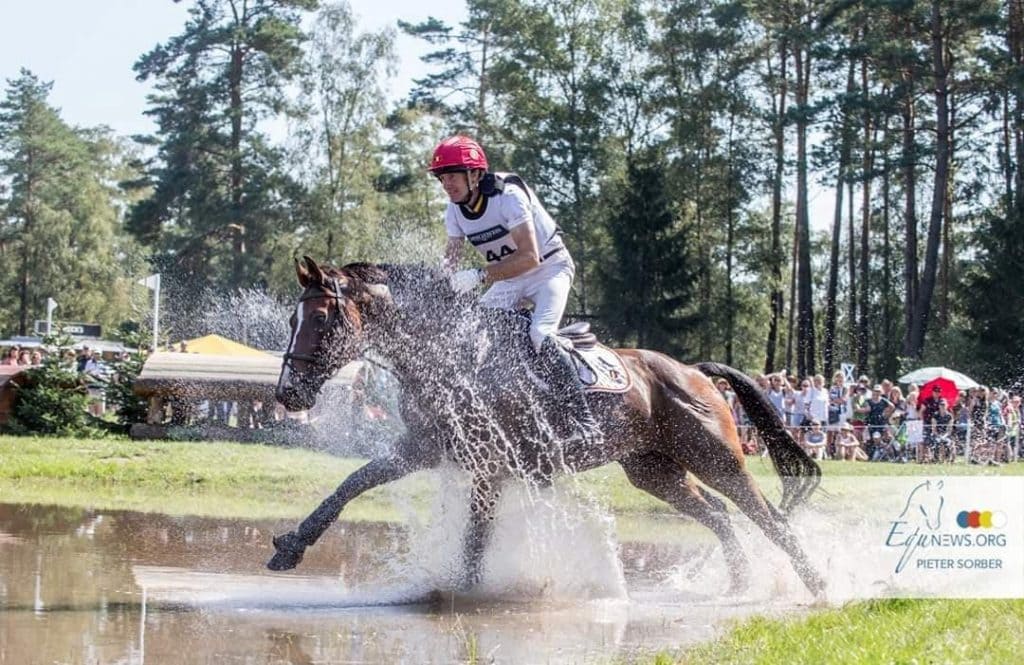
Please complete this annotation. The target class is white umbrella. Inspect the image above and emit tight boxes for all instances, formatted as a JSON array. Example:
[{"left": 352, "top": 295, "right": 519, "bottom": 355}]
[{"left": 898, "top": 366, "right": 980, "bottom": 389}]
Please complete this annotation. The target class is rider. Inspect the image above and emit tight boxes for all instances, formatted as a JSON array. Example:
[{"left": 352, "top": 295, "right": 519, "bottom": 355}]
[{"left": 429, "top": 134, "right": 603, "bottom": 448}]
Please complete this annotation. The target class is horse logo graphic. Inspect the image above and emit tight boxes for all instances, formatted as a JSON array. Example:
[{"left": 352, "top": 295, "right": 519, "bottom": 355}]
[
  {"left": 896, "top": 480, "right": 945, "bottom": 531},
  {"left": 886, "top": 479, "right": 947, "bottom": 573}
]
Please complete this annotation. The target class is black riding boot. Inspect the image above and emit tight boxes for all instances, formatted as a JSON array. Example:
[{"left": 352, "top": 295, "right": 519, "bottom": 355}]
[{"left": 537, "top": 337, "right": 604, "bottom": 447}]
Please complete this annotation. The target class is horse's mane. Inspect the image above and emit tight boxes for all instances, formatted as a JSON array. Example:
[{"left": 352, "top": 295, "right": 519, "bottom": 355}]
[{"left": 323, "top": 261, "right": 530, "bottom": 372}]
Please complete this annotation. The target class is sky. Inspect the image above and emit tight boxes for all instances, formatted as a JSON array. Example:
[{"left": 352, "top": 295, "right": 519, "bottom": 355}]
[
  {"left": 0, "top": 0, "right": 467, "bottom": 138},
  {"left": 1, "top": 0, "right": 836, "bottom": 226}
]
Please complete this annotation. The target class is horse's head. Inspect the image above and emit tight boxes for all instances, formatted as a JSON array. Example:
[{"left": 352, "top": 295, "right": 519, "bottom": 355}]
[{"left": 276, "top": 256, "right": 392, "bottom": 411}]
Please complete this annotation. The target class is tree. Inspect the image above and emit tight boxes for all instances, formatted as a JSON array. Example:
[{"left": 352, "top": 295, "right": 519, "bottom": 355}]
[
  {"left": 598, "top": 151, "right": 697, "bottom": 355},
  {"left": 130, "top": 0, "right": 317, "bottom": 297},
  {"left": 288, "top": 1, "right": 397, "bottom": 265},
  {"left": 0, "top": 69, "right": 138, "bottom": 337}
]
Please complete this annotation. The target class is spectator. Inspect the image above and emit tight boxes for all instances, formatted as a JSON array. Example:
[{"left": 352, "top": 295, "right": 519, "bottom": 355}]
[
  {"left": 802, "top": 419, "right": 827, "bottom": 460},
  {"left": 904, "top": 392, "right": 925, "bottom": 462},
  {"left": 82, "top": 349, "right": 107, "bottom": 417},
  {"left": 781, "top": 378, "right": 801, "bottom": 437},
  {"left": 60, "top": 349, "right": 77, "bottom": 370},
  {"left": 29, "top": 349, "right": 43, "bottom": 366},
  {"left": 766, "top": 374, "right": 786, "bottom": 422},
  {"left": 987, "top": 389, "right": 1006, "bottom": 441},
  {"left": 796, "top": 378, "right": 814, "bottom": 431},
  {"left": 888, "top": 386, "right": 907, "bottom": 425},
  {"left": 826, "top": 371, "right": 847, "bottom": 457},
  {"left": 927, "top": 399, "right": 955, "bottom": 464},
  {"left": 876, "top": 426, "right": 904, "bottom": 462},
  {"left": 1005, "top": 395, "right": 1021, "bottom": 462},
  {"left": 809, "top": 374, "right": 829, "bottom": 429},
  {"left": 849, "top": 384, "right": 870, "bottom": 441},
  {"left": 17, "top": 348, "right": 31, "bottom": 365},
  {"left": 864, "top": 385, "right": 895, "bottom": 442},
  {"left": 76, "top": 346, "right": 91, "bottom": 373},
  {"left": 866, "top": 430, "right": 884, "bottom": 460},
  {"left": 827, "top": 370, "right": 848, "bottom": 428},
  {"left": 920, "top": 384, "right": 943, "bottom": 424},
  {"left": 836, "top": 422, "right": 866, "bottom": 461},
  {"left": 1, "top": 347, "right": 19, "bottom": 366}
]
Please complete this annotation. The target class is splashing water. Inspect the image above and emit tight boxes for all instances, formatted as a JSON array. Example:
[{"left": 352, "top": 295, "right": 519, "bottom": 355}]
[{"left": 371, "top": 467, "right": 628, "bottom": 602}]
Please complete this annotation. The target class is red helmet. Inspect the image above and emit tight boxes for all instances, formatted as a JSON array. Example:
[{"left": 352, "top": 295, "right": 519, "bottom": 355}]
[{"left": 429, "top": 135, "right": 488, "bottom": 174}]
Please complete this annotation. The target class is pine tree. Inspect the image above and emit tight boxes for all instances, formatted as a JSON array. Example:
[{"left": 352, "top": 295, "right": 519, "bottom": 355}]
[{"left": 598, "top": 151, "right": 697, "bottom": 356}]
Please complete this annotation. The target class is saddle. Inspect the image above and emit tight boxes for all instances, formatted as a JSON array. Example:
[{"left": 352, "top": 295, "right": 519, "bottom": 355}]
[{"left": 555, "top": 322, "right": 631, "bottom": 393}]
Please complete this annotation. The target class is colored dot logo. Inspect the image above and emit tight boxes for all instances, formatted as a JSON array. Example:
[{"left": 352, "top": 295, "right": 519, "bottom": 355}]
[{"left": 956, "top": 510, "right": 1007, "bottom": 529}]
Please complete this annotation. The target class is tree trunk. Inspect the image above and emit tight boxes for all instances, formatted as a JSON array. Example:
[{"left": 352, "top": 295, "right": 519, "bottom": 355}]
[
  {"left": 908, "top": 1, "right": 951, "bottom": 359},
  {"left": 856, "top": 55, "right": 873, "bottom": 375},
  {"left": 786, "top": 211, "right": 798, "bottom": 374},
  {"left": 847, "top": 174, "right": 856, "bottom": 363},
  {"left": 881, "top": 120, "right": 894, "bottom": 377},
  {"left": 824, "top": 59, "right": 855, "bottom": 380},
  {"left": 229, "top": 35, "right": 246, "bottom": 284},
  {"left": 794, "top": 43, "right": 815, "bottom": 378},
  {"left": 725, "top": 109, "right": 738, "bottom": 366},
  {"left": 900, "top": 64, "right": 919, "bottom": 357},
  {"left": 764, "top": 38, "right": 788, "bottom": 374}
]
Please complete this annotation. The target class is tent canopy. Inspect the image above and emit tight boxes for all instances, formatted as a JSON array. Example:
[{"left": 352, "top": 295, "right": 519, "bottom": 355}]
[{"left": 182, "top": 334, "right": 269, "bottom": 357}]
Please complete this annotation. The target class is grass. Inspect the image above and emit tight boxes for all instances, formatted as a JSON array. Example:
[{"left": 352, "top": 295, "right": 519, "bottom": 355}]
[
  {"left": 1, "top": 435, "right": 1019, "bottom": 521},
  {"left": 674, "top": 598, "right": 1024, "bottom": 664},
  {"left": 0, "top": 435, "right": 427, "bottom": 520}
]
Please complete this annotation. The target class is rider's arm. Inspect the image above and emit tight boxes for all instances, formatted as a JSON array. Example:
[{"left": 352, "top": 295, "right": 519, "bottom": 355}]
[{"left": 482, "top": 222, "right": 539, "bottom": 282}]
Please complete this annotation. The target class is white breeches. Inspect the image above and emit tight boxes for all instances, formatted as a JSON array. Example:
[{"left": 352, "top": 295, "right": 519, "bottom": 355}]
[{"left": 479, "top": 257, "right": 575, "bottom": 351}]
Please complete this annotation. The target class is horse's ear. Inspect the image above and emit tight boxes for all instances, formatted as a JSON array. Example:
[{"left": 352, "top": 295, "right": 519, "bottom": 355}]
[
  {"left": 295, "top": 257, "right": 312, "bottom": 287},
  {"left": 297, "top": 255, "right": 325, "bottom": 288}
]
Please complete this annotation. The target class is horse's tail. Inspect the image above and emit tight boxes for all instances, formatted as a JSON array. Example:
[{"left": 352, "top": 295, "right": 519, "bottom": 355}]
[{"left": 696, "top": 362, "right": 821, "bottom": 513}]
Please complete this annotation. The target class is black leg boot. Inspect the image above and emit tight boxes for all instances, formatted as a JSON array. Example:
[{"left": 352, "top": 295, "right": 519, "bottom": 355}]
[{"left": 537, "top": 337, "right": 604, "bottom": 447}]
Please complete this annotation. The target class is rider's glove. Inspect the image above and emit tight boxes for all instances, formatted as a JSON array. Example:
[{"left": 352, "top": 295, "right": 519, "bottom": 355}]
[{"left": 449, "top": 268, "right": 485, "bottom": 294}]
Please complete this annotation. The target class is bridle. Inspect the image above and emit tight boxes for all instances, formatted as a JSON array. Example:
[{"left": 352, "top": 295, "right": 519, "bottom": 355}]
[{"left": 282, "top": 276, "right": 356, "bottom": 372}]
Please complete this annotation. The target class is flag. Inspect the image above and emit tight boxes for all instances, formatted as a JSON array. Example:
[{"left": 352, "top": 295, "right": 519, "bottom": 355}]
[{"left": 138, "top": 274, "right": 161, "bottom": 290}]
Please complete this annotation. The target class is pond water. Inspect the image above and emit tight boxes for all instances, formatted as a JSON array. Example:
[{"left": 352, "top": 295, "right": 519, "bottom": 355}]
[{"left": 0, "top": 495, "right": 811, "bottom": 665}]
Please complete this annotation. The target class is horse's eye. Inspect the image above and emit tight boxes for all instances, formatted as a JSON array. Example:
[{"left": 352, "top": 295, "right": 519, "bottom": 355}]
[{"left": 313, "top": 312, "right": 328, "bottom": 325}]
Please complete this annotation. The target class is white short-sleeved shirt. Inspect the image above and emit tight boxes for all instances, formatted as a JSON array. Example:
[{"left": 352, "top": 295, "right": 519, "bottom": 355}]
[{"left": 445, "top": 173, "right": 565, "bottom": 267}]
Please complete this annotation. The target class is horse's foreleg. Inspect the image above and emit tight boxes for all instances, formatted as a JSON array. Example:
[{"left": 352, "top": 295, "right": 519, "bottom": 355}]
[
  {"left": 458, "top": 476, "right": 502, "bottom": 590},
  {"left": 268, "top": 443, "right": 434, "bottom": 571}
]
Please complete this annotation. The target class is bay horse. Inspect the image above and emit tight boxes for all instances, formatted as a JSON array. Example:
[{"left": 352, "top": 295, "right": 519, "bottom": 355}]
[{"left": 269, "top": 257, "right": 825, "bottom": 597}]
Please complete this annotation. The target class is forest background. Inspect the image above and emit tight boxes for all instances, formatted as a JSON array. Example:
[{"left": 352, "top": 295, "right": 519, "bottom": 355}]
[{"left": 1, "top": 0, "right": 1023, "bottom": 388}]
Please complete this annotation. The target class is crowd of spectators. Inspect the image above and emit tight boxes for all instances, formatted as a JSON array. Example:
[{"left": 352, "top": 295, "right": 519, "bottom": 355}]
[
  {"left": 717, "top": 370, "right": 1021, "bottom": 465},
  {"left": 1, "top": 343, "right": 121, "bottom": 416}
]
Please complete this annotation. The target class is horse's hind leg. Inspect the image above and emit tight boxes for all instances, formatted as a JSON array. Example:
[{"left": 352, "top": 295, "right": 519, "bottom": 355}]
[
  {"left": 698, "top": 470, "right": 825, "bottom": 597},
  {"left": 619, "top": 452, "right": 751, "bottom": 594}
]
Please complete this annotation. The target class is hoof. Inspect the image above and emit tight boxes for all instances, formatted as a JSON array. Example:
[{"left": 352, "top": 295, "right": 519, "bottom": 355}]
[{"left": 267, "top": 532, "right": 306, "bottom": 571}]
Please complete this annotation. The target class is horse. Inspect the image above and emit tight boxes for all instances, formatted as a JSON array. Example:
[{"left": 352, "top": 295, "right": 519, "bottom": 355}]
[{"left": 269, "top": 256, "right": 825, "bottom": 597}]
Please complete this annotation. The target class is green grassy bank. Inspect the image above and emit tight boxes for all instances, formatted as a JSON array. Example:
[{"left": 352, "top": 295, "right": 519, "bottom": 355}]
[
  {"left": 1, "top": 435, "right": 1019, "bottom": 520},
  {"left": 674, "top": 598, "right": 1024, "bottom": 664}
]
